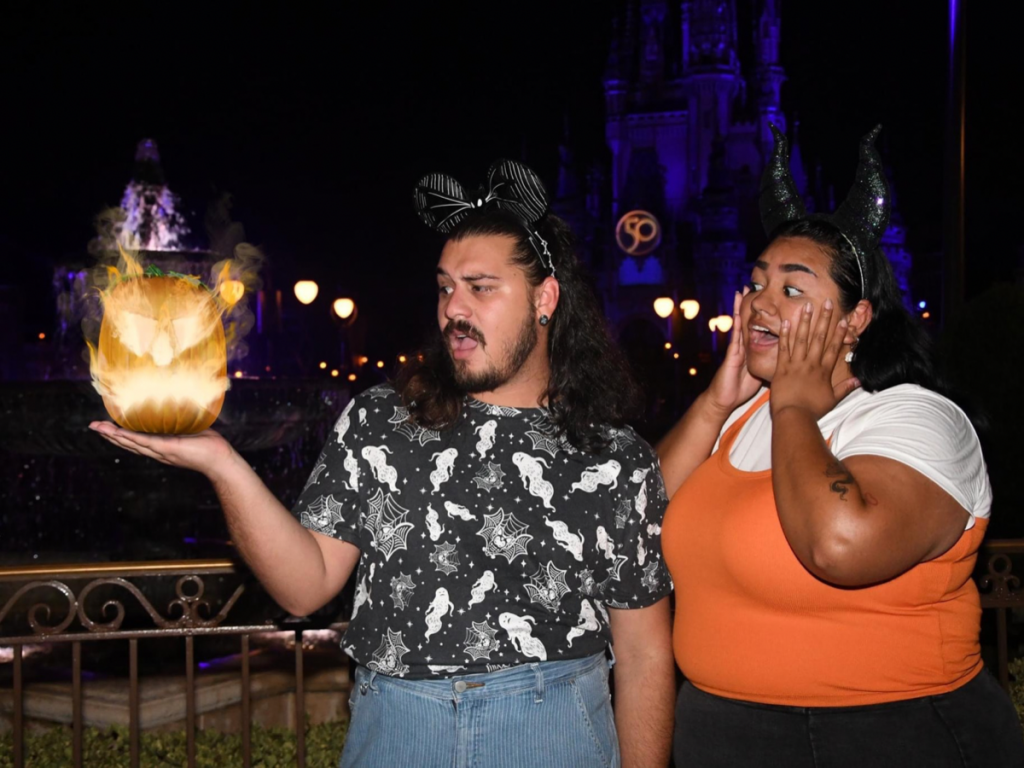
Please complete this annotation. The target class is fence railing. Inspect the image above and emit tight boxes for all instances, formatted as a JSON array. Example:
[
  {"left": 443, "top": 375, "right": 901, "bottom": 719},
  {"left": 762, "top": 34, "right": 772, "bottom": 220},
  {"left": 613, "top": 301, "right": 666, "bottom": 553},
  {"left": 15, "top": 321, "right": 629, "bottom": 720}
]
[
  {"left": 978, "top": 539, "right": 1024, "bottom": 692},
  {"left": 2, "top": 541, "right": 1022, "bottom": 768},
  {"left": 0, "top": 559, "right": 347, "bottom": 768}
]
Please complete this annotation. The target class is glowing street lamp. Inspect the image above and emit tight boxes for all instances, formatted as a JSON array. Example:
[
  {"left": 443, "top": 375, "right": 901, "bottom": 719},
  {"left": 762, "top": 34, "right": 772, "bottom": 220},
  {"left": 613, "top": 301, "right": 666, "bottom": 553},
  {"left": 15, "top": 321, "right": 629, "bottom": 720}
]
[
  {"left": 653, "top": 297, "right": 675, "bottom": 318},
  {"left": 680, "top": 299, "right": 700, "bottom": 320},
  {"left": 709, "top": 315, "right": 734, "bottom": 333},
  {"left": 333, "top": 298, "right": 356, "bottom": 320},
  {"left": 294, "top": 280, "right": 319, "bottom": 305}
]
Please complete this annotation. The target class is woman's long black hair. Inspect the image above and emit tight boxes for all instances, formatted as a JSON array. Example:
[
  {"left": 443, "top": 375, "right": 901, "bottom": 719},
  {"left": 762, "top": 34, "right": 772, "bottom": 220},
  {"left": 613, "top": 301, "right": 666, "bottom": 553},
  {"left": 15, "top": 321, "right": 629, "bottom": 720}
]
[
  {"left": 394, "top": 210, "right": 641, "bottom": 454},
  {"left": 770, "top": 218, "right": 937, "bottom": 393}
]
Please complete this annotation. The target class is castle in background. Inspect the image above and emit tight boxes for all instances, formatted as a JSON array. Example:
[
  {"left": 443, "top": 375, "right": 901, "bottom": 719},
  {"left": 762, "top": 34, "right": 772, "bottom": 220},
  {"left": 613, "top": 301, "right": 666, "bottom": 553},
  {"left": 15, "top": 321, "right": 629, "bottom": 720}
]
[{"left": 552, "top": 0, "right": 913, "bottom": 349}]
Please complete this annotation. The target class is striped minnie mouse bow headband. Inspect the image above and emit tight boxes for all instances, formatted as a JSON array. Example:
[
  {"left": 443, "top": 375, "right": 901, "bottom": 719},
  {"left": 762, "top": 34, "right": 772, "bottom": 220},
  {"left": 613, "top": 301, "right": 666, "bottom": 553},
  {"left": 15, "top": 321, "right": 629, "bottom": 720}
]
[{"left": 413, "top": 159, "right": 556, "bottom": 277}]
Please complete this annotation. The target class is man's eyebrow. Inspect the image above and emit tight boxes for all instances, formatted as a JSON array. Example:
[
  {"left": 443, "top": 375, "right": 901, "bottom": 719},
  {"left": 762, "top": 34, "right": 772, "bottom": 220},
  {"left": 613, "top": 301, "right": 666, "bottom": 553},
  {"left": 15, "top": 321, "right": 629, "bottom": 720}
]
[{"left": 435, "top": 268, "right": 502, "bottom": 281}]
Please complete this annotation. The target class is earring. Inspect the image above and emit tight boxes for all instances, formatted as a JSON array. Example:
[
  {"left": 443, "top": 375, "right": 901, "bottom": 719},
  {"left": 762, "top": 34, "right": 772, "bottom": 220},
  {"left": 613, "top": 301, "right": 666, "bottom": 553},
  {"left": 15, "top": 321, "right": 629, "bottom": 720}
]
[
  {"left": 539, "top": 315, "right": 549, "bottom": 326},
  {"left": 845, "top": 351, "right": 854, "bottom": 363}
]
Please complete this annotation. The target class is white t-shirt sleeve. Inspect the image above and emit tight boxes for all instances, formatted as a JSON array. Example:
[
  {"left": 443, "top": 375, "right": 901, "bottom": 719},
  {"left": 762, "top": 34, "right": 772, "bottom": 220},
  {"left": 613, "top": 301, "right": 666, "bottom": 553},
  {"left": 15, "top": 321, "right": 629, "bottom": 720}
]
[{"left": 830, "top": 384, "right": 992, "bottom": 522}]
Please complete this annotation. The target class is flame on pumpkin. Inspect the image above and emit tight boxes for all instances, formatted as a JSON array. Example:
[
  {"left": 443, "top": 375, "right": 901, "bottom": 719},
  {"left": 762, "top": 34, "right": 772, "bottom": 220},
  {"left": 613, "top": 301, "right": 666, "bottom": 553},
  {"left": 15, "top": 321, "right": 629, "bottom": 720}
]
[{"left": 87, "top": 239, "right": 256, "bottom": 434}]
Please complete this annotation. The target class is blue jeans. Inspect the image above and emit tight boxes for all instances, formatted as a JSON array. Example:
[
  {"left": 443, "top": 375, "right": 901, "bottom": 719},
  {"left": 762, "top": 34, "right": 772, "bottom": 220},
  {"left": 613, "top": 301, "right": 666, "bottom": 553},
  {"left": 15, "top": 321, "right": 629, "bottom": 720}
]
[{"left": 341, "top": 652, "right": 620, "bottom": 768}]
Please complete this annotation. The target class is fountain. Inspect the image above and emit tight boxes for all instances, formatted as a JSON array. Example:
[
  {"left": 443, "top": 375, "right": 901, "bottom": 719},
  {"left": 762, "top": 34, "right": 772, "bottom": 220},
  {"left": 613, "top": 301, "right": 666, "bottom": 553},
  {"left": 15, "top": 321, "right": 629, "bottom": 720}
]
[{"left": 0, "top": 139, "right": 351, "bottom": 569}]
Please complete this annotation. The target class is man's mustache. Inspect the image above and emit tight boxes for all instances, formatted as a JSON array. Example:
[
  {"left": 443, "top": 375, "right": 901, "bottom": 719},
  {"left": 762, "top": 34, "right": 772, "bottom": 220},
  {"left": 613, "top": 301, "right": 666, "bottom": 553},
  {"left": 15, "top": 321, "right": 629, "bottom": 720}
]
[{"left": 444, "top": 320, "right": 486, "bottom": 347}]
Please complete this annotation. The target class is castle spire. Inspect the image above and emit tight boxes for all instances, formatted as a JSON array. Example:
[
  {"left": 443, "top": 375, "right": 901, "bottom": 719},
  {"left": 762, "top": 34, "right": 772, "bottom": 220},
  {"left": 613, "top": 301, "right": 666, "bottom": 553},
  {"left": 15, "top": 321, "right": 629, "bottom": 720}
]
[{"left": 687, "top": 0, "right": 739, "bottom": 72}]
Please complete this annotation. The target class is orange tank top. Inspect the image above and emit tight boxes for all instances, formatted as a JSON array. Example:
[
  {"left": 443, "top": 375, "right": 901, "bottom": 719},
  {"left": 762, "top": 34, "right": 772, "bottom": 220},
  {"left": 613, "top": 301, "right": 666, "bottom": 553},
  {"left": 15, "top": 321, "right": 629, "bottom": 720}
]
[{"left": 662, "top": 391, "right": 986, "bottom": 707}]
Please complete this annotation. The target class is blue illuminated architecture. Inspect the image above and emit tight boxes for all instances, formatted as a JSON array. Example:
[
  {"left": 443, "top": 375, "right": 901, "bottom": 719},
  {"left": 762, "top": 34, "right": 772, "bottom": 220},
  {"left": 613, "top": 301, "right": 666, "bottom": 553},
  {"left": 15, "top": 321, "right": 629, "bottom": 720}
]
[{"left": 554, "top": 0, "right": 914, "bottom": 349}]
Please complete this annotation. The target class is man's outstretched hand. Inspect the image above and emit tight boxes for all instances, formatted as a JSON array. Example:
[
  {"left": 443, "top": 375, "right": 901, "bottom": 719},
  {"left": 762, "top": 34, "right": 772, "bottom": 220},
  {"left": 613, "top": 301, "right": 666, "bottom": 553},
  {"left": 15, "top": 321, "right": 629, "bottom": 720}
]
[{"left": 89, "top": 422, "right": 238, "bottom": 478}]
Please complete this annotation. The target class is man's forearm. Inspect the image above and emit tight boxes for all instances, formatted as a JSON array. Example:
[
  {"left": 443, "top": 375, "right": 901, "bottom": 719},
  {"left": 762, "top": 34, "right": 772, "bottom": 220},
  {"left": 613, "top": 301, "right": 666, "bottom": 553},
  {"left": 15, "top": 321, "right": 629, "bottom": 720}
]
[
  {"left": 614, "top": 650, "right": 675, "bottom": 767},
  {"left": 207, "top": 451, "right": 331, "bottom": 615}
]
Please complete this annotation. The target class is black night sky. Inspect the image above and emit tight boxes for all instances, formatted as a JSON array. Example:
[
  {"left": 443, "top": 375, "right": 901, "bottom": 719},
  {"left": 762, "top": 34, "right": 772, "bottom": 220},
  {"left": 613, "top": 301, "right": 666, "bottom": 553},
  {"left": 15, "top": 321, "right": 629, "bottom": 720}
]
[{"left": 1, "top": 1, "right": 1019, "bottom": 360}]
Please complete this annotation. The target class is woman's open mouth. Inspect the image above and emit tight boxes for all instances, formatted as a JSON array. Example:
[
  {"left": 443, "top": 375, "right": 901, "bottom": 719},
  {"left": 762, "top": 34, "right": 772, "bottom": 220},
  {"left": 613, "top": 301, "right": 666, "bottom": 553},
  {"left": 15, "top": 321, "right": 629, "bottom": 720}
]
[{"left": 748, "top": 323, "right": 779, "bottom": 348}]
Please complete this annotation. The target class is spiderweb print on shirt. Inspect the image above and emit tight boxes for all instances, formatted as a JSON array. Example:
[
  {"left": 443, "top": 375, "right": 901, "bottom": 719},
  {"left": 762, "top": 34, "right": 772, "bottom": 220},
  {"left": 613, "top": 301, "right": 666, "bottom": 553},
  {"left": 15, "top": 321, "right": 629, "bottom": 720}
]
[
  {"left": 467, "top": 399, "right": 521, "bottom": 418},
  {"left": 302, "top": 461, "right": 328, "bottom": 492},
  {"left": 300, "top": 494, "right": 346, "bottom": 535},
  {"left": 524, "top": 430, "right": 561, "bottom": 458},
  {"left": 365, "top": 488, "right": 414, "bottom": 561},
  {"left": 473, "top": 462, "right": 506, "bottom": 492},
  {"left": 388, "top": 406, "right": 442, "bottom": 446},
  {"left": 367, "top": 384, "right": 393, "bottom": 400},
  {"left": 476, "top": 509, "right": 533, "bottom": 563},
  {"left": 526, "top": 413, "right": 577, "bottom": 456},
  {"left": 642, "top": 561, "right": 664, "bottom": 593},
  {"left": 463, "top": 620, "right": 501, "bottom": 661},
  {"left": 429, "top": 542, "right": 460, "bottom": 575},
  {"left": 390, "top": 573, "right": 417, "bottom": 610},
  {"left": 603, "top": 427, "right": 636, "bottom": 453},
  {"left": 525, "top": 561, "right": 571, "bottom": 612},
  {"left": 367, "top": 629, "right": 411, "bottom": 677}
]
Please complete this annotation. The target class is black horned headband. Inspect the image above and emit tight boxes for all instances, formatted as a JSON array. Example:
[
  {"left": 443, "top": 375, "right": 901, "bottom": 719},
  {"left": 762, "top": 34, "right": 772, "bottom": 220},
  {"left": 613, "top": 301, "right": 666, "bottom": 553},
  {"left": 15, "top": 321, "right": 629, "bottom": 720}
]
[
  {"left": 413, "top": 159, "right": 556, "bottom": 277},
  {"left": 759, "top": 123, "right": 890, "bottom": 298}
]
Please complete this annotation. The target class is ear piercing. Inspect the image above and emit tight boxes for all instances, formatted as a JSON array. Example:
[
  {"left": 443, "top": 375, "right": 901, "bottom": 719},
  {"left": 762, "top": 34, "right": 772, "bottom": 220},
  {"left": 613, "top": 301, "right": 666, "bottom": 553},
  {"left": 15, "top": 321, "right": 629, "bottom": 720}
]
[{"left": 539, "top": 315, "right": 550, "bottom": 326}]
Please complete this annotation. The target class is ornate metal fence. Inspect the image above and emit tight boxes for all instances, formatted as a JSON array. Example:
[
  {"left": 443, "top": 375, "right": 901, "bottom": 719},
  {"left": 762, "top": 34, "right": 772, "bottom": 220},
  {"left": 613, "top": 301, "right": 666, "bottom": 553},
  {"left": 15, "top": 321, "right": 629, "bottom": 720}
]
[
  {"left": 2, "top": 543, "right": 1022, "bottom": 768},
  {"left": 978, "top": 540, "right": 1024, "bottom": 691},
  {"left": 0, "top": 560, "right": 348, "bottom": 768}
]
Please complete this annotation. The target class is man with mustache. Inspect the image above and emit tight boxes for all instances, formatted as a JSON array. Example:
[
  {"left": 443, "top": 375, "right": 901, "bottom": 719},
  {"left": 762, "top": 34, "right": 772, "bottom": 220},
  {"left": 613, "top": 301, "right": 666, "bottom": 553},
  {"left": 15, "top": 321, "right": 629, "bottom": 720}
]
[{"left": 92, "top": 160, "right": 674, "bottom": 767}]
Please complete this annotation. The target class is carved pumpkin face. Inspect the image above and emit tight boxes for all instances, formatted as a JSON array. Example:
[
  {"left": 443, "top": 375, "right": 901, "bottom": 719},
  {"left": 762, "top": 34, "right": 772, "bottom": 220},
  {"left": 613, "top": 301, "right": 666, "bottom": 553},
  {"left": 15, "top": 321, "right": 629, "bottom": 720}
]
[{"left": 91, "top": 276, "right": 228, "bottom": 434}]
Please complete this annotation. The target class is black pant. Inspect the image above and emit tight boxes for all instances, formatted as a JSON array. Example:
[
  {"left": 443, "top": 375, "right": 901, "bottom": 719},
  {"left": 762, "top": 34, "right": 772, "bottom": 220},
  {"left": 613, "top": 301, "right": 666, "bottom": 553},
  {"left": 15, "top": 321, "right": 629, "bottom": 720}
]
[{"left": 674, "top": 670, "right": 1024, "bottom": 768}]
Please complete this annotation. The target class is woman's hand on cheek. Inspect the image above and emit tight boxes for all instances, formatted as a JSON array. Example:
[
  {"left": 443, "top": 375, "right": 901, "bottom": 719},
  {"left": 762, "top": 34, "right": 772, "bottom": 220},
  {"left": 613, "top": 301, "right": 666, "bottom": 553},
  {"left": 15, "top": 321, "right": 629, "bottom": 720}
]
[
  {"left": 769, "top": 299, "right": 860, "bottom": 420},
  {"left": 706, "top": 288, "right": 762, "bottom": 416}
]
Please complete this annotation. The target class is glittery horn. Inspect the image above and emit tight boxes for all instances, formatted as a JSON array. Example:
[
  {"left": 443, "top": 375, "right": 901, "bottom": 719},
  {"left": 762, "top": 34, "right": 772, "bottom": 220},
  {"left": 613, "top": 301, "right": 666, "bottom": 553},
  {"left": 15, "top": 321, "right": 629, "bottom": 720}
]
[
  {"left": 759, "top": 123, "right": 807, "bottom": 237},
  {"left": 829, "top": 125, "right": 890, "bottom": 257}
]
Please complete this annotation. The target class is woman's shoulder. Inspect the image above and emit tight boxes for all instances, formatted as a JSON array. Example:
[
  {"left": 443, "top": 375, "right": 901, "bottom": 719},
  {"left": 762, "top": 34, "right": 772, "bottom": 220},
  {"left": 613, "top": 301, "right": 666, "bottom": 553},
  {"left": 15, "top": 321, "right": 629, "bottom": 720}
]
[{"left": 832, "top": 383, "right": 972, "bottom": 430}]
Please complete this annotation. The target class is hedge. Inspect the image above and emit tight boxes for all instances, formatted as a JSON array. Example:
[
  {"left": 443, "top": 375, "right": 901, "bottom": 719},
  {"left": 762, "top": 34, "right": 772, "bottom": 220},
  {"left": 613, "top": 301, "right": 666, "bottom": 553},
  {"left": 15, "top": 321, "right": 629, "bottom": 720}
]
[
  {"left": 3, "top": 667, "right": 1022, "bottom": 765},
  {"left": 0, "top": 720, "right": 348, "bottom": 767}
]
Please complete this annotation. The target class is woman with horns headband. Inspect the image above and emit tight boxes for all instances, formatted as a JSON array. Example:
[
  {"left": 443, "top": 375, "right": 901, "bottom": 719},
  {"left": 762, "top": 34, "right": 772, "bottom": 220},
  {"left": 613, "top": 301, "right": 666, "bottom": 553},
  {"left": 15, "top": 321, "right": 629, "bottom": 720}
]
[{"left": 657, "top": 126, "right": 1023, "bottom": 766}]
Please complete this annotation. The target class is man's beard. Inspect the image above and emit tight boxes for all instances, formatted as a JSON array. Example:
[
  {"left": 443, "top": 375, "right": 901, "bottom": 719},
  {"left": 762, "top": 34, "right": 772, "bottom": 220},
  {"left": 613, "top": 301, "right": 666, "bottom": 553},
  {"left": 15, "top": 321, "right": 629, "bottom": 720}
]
[{"left": 445, "top": 311, "right": 539, "bottom": 394}]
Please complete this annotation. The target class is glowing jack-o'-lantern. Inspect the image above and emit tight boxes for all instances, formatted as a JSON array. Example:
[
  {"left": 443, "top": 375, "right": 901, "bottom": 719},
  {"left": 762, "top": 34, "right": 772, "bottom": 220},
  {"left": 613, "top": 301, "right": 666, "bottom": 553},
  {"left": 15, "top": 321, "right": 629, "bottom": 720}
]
[{"left": 90, "top": 256, "right": 233, "bottom": 434}]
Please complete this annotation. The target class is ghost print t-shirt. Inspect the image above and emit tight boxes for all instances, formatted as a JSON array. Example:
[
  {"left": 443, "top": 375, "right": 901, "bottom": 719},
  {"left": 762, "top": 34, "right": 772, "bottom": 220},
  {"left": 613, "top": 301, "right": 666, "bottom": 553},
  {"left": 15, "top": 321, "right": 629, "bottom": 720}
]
[{"left": 291, "top": 384, "right": 672, "bottom": 679}]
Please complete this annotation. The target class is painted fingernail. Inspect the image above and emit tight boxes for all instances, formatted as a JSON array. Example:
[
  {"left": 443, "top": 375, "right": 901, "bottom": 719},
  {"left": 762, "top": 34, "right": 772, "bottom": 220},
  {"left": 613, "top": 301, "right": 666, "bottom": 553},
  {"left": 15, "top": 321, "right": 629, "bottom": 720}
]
[
  {"left": 782, "top": 319, "right": 790, "bottom": 331},
  {"left": 824, "top": 299, "right": 833, "bottom": 310},
  {"left": 804, "top": 302, "right": 812, "bottom": 313},
  {"left": 839, "top": 319, "right": 848, "bottom": 327}
]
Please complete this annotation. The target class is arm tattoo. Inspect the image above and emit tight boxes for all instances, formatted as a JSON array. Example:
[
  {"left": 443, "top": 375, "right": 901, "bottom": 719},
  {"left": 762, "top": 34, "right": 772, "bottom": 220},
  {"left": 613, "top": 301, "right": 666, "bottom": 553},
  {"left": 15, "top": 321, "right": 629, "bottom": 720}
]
[{"left": 824, "top": 459, "right": 858, "bottom": 502}]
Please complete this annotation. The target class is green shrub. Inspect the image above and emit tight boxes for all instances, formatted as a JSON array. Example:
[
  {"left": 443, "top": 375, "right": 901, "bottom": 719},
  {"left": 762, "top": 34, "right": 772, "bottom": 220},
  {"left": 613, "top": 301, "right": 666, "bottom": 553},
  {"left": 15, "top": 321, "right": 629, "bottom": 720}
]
[
  {"left": 0, "top": 720, "right": 347, "bottom": 768},
  {"left": 1009, "top": 658, "right": 1024, "bottom": 726}
]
